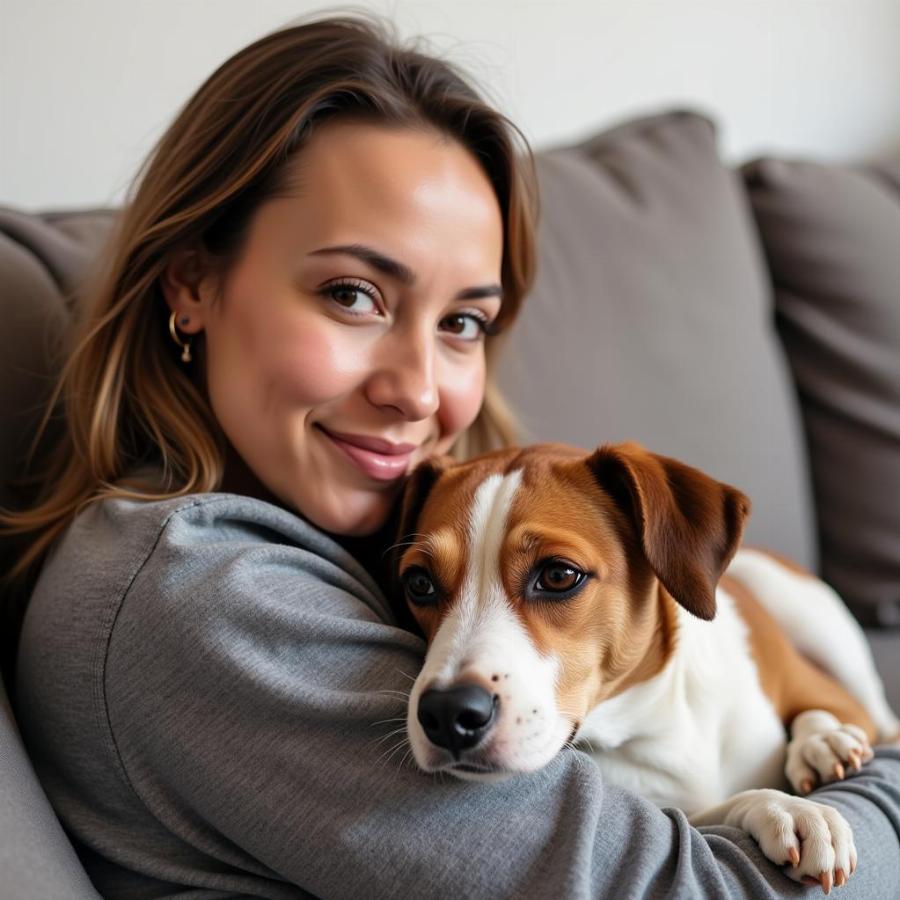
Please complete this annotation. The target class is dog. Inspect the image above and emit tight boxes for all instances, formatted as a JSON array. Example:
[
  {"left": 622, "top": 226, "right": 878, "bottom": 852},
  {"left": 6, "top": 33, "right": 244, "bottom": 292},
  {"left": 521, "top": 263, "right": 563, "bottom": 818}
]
[{"left": 391, "top": 441, "right": 900, "bottom": 893}]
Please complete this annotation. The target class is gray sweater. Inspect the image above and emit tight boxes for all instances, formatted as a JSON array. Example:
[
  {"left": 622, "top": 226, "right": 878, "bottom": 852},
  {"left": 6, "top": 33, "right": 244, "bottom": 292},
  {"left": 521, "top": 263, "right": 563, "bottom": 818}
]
[{"left": 15, "top": 491, "right": 900, "bottom": 899}]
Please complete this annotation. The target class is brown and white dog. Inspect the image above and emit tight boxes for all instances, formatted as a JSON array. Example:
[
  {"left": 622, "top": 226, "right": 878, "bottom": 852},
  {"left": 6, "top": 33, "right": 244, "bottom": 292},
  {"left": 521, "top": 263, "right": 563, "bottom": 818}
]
[{"left": 392, "top": 442, "right": 900, "bottom": 893}]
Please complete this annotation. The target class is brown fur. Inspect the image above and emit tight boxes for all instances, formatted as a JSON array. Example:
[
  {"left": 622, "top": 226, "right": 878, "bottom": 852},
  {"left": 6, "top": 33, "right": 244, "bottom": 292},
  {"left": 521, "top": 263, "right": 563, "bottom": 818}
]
[
  {"left": 398, "top": 444, "right": 692, "bottom": 724},
  {"left": 721, "top": 572, "right": 877, "bottom": 741}
]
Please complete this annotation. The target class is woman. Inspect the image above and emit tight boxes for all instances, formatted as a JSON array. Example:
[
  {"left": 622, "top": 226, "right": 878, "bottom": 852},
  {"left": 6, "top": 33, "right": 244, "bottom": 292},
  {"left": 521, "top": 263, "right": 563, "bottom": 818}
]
[{"left": 2, "top": 15, "right": 899, "bottom": 899}]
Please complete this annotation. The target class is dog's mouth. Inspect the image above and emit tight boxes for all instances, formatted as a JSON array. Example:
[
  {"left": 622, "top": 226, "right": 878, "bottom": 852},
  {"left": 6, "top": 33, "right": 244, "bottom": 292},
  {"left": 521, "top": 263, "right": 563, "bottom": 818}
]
[
  {"left": 444, "top": 759, "right": 514, "bottom": 783},
  {"left": 452, "top": 762, "right": 498, "bottom": 774}
]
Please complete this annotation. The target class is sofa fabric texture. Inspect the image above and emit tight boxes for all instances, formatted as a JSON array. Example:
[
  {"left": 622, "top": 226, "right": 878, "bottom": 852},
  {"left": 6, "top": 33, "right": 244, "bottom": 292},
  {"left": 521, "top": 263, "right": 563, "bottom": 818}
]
[
  {"left": 0, "top": 209, "right": 116, "bottom": 569},
  {"left": 0, "top": 679, "right": 100, "bottom": 899},
  {"left": 744, "top": 157, "right": 900, "bottom": 626},
  {"left": 496, "top": 111, "right": 817, "bottom": 569}
]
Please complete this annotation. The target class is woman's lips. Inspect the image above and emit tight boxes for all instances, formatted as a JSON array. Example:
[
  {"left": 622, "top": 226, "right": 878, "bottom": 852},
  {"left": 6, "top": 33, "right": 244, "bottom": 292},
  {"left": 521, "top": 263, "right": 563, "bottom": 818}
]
[{"left": 316, "top": 426, "right": 415, "bottom": 481}]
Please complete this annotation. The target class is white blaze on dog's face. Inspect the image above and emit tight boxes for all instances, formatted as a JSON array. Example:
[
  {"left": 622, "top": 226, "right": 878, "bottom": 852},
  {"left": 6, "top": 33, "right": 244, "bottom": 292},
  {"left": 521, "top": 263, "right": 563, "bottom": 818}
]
[{"left": 397, "top": 444, "right": 683, "bottom": 781}]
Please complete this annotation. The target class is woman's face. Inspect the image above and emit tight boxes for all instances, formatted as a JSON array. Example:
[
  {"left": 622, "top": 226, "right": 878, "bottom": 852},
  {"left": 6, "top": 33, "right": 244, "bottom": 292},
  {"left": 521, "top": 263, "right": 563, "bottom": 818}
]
[{"left": 166, "top": 122, "right": 504, "bottom": 536}]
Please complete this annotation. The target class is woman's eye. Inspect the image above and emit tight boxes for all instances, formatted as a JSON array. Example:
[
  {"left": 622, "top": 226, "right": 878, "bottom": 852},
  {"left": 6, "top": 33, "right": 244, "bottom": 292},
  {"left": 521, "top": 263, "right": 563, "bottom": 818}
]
[
  {"left": 532, "top": 560, "right": 587, "bottom": 595},
  {"left": 440, "top": 312, "right": 490, "bottom": 342},
  {"left": 322, "top": 280, "right": 379, "bottom": 315},
  {"left": 402, "top": 567, "right": 439, "bottom": 606}
]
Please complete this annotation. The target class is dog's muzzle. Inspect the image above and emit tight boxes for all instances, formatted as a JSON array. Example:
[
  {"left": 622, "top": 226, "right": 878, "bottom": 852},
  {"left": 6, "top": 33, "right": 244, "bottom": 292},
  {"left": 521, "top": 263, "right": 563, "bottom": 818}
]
[{"left": 416, "top": 684, "right": 498, "bottom": 759}]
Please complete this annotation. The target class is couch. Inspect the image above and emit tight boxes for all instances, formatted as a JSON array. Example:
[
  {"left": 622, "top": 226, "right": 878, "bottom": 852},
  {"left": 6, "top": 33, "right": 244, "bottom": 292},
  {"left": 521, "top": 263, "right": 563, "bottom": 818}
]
[{"left": 2, "top": 108, "right": 898, "bottom": 897}]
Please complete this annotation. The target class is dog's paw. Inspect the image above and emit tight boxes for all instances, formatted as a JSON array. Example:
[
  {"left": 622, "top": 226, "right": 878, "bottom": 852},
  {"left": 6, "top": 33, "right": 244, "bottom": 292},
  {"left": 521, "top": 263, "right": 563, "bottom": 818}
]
[
  {"left": 740, "top": 790, "right": 857, "bottom": 893},
  {"left": 786, "top": 710, "right": 873, "bottom": 795}
]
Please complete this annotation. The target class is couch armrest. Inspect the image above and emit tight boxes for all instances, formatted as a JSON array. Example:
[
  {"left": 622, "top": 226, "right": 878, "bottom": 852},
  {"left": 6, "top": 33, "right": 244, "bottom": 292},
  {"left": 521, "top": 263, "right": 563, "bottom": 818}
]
[{"left": 0, "top": 675, "right": 99, "bottom": 898}]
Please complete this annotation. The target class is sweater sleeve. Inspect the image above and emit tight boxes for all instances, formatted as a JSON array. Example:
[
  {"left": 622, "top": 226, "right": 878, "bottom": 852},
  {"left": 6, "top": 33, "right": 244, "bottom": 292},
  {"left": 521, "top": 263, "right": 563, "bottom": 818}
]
[{"left": 103, "top": 497, "right": 900, "bottom": 899}]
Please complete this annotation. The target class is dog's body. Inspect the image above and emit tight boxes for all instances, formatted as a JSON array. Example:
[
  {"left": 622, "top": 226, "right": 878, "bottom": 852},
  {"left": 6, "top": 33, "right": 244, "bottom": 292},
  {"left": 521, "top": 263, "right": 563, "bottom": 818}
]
[
  {"left": 393, "top": 442, "right": 900, "bottom": 891},
  {"left": 577, "top": 549, "right": 891, "bottom": 814}
]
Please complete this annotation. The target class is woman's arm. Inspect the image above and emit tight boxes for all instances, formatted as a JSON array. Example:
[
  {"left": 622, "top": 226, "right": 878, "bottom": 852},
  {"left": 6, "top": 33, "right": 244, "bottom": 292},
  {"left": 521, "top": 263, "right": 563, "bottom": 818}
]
[{"left": 100, "top": 497, "right": 900, "bottom": 898}]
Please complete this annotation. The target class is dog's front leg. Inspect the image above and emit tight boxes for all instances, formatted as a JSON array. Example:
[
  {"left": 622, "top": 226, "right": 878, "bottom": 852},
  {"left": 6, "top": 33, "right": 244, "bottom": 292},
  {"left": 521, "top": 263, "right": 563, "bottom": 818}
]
[{"left": 689, "top": 789, "right": 856, "bottom": 893}]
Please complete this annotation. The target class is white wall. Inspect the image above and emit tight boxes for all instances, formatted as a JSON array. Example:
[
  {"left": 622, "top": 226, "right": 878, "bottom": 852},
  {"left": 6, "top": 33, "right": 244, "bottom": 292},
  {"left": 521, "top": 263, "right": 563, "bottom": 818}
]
[{"left": 2, "top": 0, "right": 900, "bottom": 209}]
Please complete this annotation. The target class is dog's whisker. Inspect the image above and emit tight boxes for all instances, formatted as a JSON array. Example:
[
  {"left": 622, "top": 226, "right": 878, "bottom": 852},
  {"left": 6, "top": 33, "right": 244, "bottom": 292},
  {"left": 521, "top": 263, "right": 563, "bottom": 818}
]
[
  {"left": 390, "top": 743, "right": 416, "bottom": 770},
  {"left": 372, "top": 719, "right": 407, "bottom": 731},
  {"left": 374, "top": 688, "right": 411, "bottom": 701},
  {"left": 382, "top": 534, "right": 434, "bottom": 557},
  {"left": 381, "top": 541, "right": 415, "bottom": 557},
  {"left": 375, "top": 738, "right": 411, "bottom": 767},
  {"left": 372, "top": 726, "right": 411, "bottom": 748},
  {"left": 371, "top": 717, "right": 407, "bottom": 729},
  {"left": 393, "top": 668, "right": 417, "bottom": 685}
]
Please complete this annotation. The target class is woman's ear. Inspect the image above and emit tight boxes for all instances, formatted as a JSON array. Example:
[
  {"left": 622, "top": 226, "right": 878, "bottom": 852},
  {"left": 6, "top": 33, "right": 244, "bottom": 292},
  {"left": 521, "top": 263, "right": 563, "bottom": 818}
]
[{"left": 160, "top": 248, "right": 216, "bottom": 333}]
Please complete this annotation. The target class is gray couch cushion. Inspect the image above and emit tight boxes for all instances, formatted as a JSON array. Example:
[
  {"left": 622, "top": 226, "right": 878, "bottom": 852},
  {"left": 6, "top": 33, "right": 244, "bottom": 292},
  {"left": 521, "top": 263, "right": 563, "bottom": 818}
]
[
  {"left": 498, "top": 110, "right": 816, "bottom": 568},
  {"left": 867, "top": 629, "right": 900, "bottom": 715},
  {"left": 0, "top": 207, "right": 116, "bottom": 513},
  {"left": 744, "top": 158, "right": 900, "bottom": 626},
  {"left": 0, "top": 208, "right": 117, "bottom": 687},
  {"left": 1, "top": 677, "right": 99, "bottom": 898},
  {"left": 0, "top": 212, "right": 107, "bottom": 895}
]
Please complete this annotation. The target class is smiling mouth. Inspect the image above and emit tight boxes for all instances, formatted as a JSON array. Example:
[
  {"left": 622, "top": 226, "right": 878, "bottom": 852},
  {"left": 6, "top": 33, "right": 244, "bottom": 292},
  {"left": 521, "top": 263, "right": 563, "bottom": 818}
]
[{"left": 315, "top": 425, "right": 415, "bottom": 482}]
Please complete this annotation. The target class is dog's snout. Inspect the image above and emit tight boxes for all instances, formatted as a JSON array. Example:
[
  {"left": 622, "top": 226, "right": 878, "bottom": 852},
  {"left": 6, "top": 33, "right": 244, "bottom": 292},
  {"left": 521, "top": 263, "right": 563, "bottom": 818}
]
[{"left": 417, "top": 684, "right": 497, "bottom": 757}]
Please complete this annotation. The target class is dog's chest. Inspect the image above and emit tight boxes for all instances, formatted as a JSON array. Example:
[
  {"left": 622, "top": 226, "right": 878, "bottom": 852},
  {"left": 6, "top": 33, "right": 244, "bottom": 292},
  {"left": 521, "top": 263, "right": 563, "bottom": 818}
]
[{"left": 574, "top": 590, "right": 789, "bottom": 814}]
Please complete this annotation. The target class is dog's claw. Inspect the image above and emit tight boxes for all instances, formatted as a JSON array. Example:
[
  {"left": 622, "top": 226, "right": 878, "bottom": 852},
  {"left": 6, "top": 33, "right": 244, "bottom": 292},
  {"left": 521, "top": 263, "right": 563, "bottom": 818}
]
[
  {"left": 835, "top": 868, "right": 846, "bottom": 887},
  {"left": 832, "top": 762, "right": 844, "bottom": 780},
  {"left": 800, "top": 778, "right": 814, "bottom": 794},
  {"left": 788, "top": 846, "right": 800, "bottom": 866},
  {"left": 819, "top": 870, "right": 832, "bottom": 894}
]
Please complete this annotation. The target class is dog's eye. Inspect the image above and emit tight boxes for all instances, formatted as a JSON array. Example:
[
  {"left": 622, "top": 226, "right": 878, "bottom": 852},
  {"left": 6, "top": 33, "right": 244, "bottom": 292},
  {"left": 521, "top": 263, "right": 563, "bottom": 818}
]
[
  {"left": 530, "top": 559, "right": 588, "bottom": 599},
  {"left": 402, "top": 567, "right": 439, "bottom": 605}
]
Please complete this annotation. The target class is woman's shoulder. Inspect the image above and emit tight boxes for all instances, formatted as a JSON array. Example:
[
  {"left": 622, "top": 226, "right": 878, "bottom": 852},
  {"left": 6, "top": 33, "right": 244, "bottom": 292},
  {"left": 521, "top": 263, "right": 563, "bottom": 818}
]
[
  {"left": 66, "top": 487, "right": 354, "bottom": 571},
  {"left": 61, "top": 486, "right": 380, "bottom": 588},
  {"left": 25, "top": 485, "right": 397, "bottom": 665}
]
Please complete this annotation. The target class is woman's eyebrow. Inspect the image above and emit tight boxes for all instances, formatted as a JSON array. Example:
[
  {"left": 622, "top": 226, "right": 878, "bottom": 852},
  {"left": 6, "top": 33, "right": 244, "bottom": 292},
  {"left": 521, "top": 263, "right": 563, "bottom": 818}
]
[{"left": 308, "top": 243, "right": 503, "bottom": 301}]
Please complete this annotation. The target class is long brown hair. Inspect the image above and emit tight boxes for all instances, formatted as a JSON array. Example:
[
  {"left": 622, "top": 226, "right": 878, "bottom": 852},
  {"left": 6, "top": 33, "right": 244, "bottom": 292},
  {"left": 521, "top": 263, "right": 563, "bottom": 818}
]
[{"left": 0, "top": 15, "right": 537, "bottom": 662}]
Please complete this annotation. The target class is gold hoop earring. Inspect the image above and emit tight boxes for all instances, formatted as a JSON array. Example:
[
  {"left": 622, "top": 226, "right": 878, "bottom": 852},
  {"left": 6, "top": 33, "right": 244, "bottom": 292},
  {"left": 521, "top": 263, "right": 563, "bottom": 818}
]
[{"left": 168, "top": 310, "right": 193, "bottom": 363}]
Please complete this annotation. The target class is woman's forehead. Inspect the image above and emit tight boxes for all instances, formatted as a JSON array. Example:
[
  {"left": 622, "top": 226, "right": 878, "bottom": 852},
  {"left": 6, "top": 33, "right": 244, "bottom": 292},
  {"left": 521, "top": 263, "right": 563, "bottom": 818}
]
[{"left": 266, "top": 122, "right": 503, "bottom": 255}]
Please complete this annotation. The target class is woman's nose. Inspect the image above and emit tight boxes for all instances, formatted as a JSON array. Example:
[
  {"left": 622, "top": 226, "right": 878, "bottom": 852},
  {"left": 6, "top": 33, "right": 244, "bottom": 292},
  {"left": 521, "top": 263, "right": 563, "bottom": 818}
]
[{"left": 365, "top": 333, "right": 439, "bottom": 420}]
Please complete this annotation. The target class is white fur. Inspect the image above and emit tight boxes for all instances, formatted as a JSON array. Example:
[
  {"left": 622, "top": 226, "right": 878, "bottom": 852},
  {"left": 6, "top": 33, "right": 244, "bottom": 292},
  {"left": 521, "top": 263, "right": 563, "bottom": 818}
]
[
  {"left": 786, "top": 710, "right": 873, "bottom": 794},
  {"left": 575, "top": 587, "right": 788, "bottom": 815},
  {"left": 574, "top": 547, "right": 897, "bottom": 812},
  {"left": 691, "top": 788, "right": 857, "bottom": 885},
  {"left": 407, "top": 470, "right": 570, "bottom": 777}
]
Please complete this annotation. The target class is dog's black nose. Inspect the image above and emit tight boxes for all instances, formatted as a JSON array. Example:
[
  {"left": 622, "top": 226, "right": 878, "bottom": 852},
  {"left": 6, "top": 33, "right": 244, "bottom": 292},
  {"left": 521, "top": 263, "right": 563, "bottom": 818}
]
[{"left": 417, "top": 684, "right": 497, "bottom": 757}]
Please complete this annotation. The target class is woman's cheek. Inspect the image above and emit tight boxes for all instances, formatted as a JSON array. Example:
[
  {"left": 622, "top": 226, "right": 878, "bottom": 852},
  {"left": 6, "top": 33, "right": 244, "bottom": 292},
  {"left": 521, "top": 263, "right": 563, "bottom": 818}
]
[
  {"left": 438, "top": 357, "right": 486, "bottom": 440},
  {"left": 268, "top": 323, "right": 362, "bottom": 404}
]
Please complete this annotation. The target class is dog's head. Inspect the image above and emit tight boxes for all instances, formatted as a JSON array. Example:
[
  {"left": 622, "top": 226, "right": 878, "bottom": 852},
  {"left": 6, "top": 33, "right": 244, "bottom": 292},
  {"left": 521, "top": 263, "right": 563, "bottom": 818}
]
[{"left": 392, "top": 441, "right": 750, "bottom": 781}]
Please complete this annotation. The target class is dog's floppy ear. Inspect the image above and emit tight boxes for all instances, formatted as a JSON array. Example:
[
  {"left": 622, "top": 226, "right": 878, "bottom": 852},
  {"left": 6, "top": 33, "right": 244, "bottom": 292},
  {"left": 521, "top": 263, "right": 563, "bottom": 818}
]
[
  {"left": 391, "top": 455, "right": 455, "bottom": 577},
  {"left": 586, "top": 442, "right": 750, "bottom": 620}
]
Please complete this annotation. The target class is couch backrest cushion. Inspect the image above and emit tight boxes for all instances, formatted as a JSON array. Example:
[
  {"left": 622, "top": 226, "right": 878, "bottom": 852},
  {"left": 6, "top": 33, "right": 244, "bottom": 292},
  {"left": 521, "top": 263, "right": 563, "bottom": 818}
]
[
  {"left": 744, "top": 157, "right": 900, "bottom": 625},
  {"left": 0, "top": 208, "right": 117, "bottom": 680},
  {"left": 0, "top": 207, "right": 117, "bottom": 513},
  {"left": 497, "top": 110, "right": 817, "bottom": 568}
]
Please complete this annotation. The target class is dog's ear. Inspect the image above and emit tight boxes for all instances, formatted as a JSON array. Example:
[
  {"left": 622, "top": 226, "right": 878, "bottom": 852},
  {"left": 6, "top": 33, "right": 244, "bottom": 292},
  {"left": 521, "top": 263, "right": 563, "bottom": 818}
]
[
  {"left": 391, "top": 455, "right": 455, "bottom": 578},
  {"left": 586, "top": 442, "right": 750, "bottom": 620}
]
